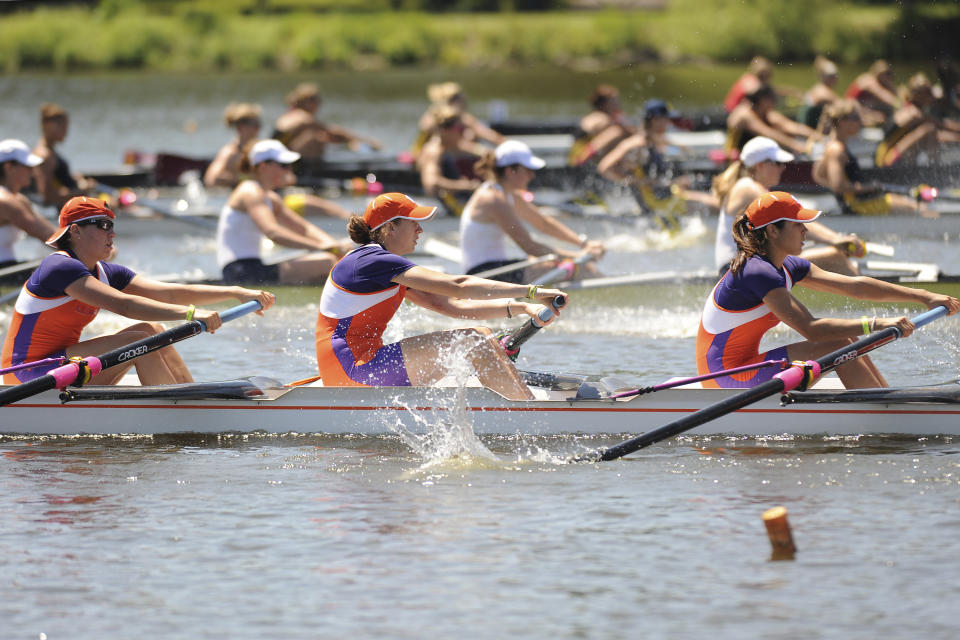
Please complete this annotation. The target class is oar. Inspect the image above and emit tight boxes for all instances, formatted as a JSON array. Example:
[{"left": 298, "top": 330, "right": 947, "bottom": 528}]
[
  {"left": 499, "top": 295, "right": 566, "bottom": 361},
  {"left": 473, "top": 254, "right": 557, "bottom": 279},
  {"left": 610, "top": 359, "right": 790, "bottom": 399},
  {"left": 0, "top": 258, "right": 44, "bottom": 281},
  {"left": 95, "top": 183, "right": 217, "bottom": 230},
  {"left": 558, "top": 269, "right": 712, "bottom": 290},
  {"left": 0, "top": 300, "right": 262, "bottom": 407},
  {"left": 580, "top": 305, "right": 949, "bottom": 462},
  {"left": 0, "top": 356, "right": 68, "bottom": 377},
  {"left": 420, "top": 237, "right": 463, "bottom": 264}
]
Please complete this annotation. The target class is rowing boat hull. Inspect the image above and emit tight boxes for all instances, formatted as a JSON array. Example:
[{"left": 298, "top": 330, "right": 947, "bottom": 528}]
[{"left": 3, "top": 377, "right": 959, "bottom": 437}]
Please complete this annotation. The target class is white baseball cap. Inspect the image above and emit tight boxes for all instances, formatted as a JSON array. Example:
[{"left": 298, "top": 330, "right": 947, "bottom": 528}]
[
  {"left": 495, "top": 140, "right": 546, "bottom": 170},
  {"left": 0, "top": 139, "right": 43, "bottom": 167},
  {"left": 249, "top": 139, "right": 301, "bottom": 166},
  {"left": 740, "top": 136, "right": 794, "bottom": 168}
]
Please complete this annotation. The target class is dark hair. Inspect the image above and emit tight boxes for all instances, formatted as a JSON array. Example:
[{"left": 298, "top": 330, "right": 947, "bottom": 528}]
[
  {"left": 729, "top": 212, "right": 784, "bottom": 275},
  {"left": 347, "top": 215, "right": 393, "bottom": 246},
  {"left": 746, "top": 84, "right": 776, "bottom": 104},
  {"left": 590, "top": 84, "right": 619, "bottom": 110}
]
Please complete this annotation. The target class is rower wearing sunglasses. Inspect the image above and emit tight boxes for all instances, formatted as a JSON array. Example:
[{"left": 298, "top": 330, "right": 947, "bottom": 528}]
[
  {"left": 1, "top": 196, "right": 275, "bottom": 386},
  {"left": 713, "top": 136, "right": 859, "bottom": 278}
]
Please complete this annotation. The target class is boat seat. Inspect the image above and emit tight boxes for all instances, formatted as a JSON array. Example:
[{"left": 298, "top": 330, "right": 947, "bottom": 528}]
[{"left": 573, "top": 376, "right": 637, "bottom": 400}]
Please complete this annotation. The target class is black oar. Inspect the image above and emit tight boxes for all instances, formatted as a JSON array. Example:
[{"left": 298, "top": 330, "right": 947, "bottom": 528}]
[
  {"left": 579, "top": 306, "right": 949, "bottom": 462},
  {"left": 499, "top": 295, "right": 566, "bottom": 361},
  {"left": 0, "top": 300, "right": 262, "bottom": 407}
]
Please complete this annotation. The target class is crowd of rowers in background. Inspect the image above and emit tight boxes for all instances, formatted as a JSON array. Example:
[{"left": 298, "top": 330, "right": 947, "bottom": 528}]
[{"left": 1, "top": 56, "right": 959, "bottom": 397}]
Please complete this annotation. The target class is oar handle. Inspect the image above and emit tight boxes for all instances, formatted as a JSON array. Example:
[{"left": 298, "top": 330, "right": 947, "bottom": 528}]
[
  {"left": 215, "top": 300, "right": 263, "bottom": 327},
  {"left": 909, "top": 305, "right": 948, "bottom": 331},
  {"left": 500, "top": 296, "right": 566, "bottom": 358}
]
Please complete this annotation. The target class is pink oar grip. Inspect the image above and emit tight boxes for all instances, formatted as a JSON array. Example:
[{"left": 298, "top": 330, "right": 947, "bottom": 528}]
[
  {"left": 48, "top": 357, "right": 103, "bottom": 388},
  {"left": 774, "top": 360, "right": 821, "bottom": 392}
]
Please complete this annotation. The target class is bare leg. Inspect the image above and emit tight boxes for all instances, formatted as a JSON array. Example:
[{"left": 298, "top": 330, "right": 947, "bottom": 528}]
[
  {"left": 66, "top": 323, "right": 193, "bottom": 386},
  {"left": 786, "top": 337, "right": 887, "bottom": 389},
  {"left": 278, "top": 252, "right": 337, "bottom": 285},
  {"left": 400, "top": 327, "right": 534, "bottom": 401}
]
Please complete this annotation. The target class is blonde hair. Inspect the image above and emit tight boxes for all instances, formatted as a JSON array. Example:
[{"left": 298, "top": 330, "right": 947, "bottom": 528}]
[
  {"left": 711, "top": 160, "right": 749, "bottom": 202},
  {"left": 224, "top": 102, "right": 262, "bottom": 127},
  {"left": 285, "top": 82, "right": 319, "bottom": 107},
  {"left": 749, "top": 56, "right": 773, "bottom": 80},
  {"left": 822, "top": 98, "right": 861, "bottom": 130},
  {"left": 869, "top": 59, "right": 892, "bottom": 76},
  {"left": 427, "top": 82, "right": 462, "bottom": 105}
]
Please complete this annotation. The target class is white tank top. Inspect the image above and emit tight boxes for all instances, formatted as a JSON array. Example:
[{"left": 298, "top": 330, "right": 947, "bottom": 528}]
[
  {"left": 0, "top": 186, "right": 25, "bottom": 263},
  {"left": 713, "top": 177, "right": 754, "bottom": 271},
  {"left": 459, "top": 181, "right": 519, "bottom": 272},
  {"left": 216, "top": 182, "right": 270, "bottom": 268}
]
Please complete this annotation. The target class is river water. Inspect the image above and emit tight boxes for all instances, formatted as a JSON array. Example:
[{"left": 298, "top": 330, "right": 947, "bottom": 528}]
[{"left": 2, "top": 70, "right": 960, "bottom": 639}]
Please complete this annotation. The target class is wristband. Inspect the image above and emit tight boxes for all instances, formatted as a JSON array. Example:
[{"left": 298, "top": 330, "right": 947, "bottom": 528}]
[
  {"left": 861, "top": 315, "right": 870, "bottom": 335},
  {"left": 526, "top": 284, "right": 539, "bottom": 300},
  {"left": 186, "top": 305, "right": 196, "bottom": 322}
]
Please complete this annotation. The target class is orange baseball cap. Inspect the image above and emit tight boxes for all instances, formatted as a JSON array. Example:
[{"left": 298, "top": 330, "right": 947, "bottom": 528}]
[
  {"left": 363, "top": 193, "right": 437, "bottom": 231},
  {"left": 46, "top": 196, "right": 115, "bottom": 248},
  {"left": 746, "top": 191, "right": 821, "bottom": 229}
]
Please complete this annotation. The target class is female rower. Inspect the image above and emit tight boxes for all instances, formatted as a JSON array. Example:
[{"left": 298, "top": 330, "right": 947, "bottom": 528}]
[
  {"left": 0, "top": 139, "right": 57, "bottom": 273},
  {"left": 569, "top": 84, "right": 635, "bottom": 167},
  {"left": 1, "top": 196, "right": 275, "bottom": 386},
  {"left": 203, "top": 103, "right": 263, "bottom": 188},
  {"left": 315, "top": 192, "right": 567, "bottom": 401},
  {"left": 726, "top": 84, "right": 815, "bottom": 158},
  {"left": 417, "top": 104, "right": 485, "bottom": 212},
  {"left": 412, "top": 82, "right": 505, "bottom": 160},
  {"left": 273, "top": 83, "right": 382, "bottom": 161},
  {"left": 460, "top": 140, "right": 604, "bottom": 283},
  {"left": 217, "top": 139, "right": 353, "bottom": 285},
  {"left": 713, "top": 136, "right": 859, "bottom": 277},
  {"left": 205, "top": 104, "right": 350, "bottom": 219},
  {"left": 812, "top": 99, "right": 929, "bottom": 215},
  {"left": 697, "top": 191, "right": 958, "bottom": 389},
  {"left": 33, "top": 103, "right": 92, "bottom": 208},
  {"left": 874, "top": 73, "right": 960, "bottom": 167},
  {"left": 845, "top": 59, "right": 900, "bottom": 127},
  {"left": 801, "top": 55, "right": 841, "bottom": 128},
  {"left": 597, "top": 99, "right": 716, "bottom": 216}
]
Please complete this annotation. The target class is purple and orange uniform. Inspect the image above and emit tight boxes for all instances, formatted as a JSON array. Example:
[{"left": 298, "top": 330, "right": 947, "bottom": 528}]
[
  {"left": 696, "top": 255, "right": 811, "bottom": 388},
  {"left": 315, "top": 244, "right": 417, "bottom": 387},
  {"left": 1, "top": 251, "right": 135, "bottom": 383}
]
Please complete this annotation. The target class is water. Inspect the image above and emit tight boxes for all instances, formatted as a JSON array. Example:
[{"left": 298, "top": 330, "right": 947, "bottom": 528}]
[{"left": 3, "top": 69, "right": 960, "bottom": 639}]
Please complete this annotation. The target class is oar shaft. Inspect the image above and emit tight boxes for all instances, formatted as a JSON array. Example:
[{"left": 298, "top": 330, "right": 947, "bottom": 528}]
[
  {"left": 589, "top": 306, "right": 949, "bottom": 462},
  {"left": 0, "top": 301, "right": 262, "bottom": 407},
  {"left": 598, "top": 379, "right": 784, "bottom": 461}
]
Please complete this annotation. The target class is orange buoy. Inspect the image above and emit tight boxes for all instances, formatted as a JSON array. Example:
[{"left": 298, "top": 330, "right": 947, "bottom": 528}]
[{"left": 762, "top": 506, "right": 796, "bottom": 560}]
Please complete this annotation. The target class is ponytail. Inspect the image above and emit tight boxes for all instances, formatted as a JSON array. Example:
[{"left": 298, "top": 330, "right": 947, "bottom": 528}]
[
  {"left": 711, "top": 160, "right": 748, "bottom": 202},
  {"left": 347, "top": 215, "right": 392, "bottom": 246},
  {"left": 729, "top": 212, "right": 783, "bottom": 276}
]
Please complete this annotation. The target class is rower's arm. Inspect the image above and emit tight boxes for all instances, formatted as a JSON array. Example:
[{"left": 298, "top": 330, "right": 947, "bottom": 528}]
[
  {"left": 512, "top": 196, "right": 596, "bottom": 253},
  {"left": 814, "top": 143, "right": 856, "bottom": 194},
  {"left": 203, "top": 144, "right": 241, "bottom": 187},
  {"left": 0, "top": 197, "right": 56, "bottom": 241},
  {"left": 395, "top": 265, "right": 565, "bottom": 305},
  {"left": 735, "top": 109, "right": 806, "bottom": 155},
  {"left": 767, "top": 110, "right": 817, "bottom": 139},
  {"left": 799, "top": 264, "right": 960, "bottom": 313},
  {"left": 242, "top": 189, "right": 336, "bottom": 252},
  {"left": 596, "top": 135, "right": 644, "bottom": 182},
  {"left": 124, "top": 276, "right": 275, "bottom": 310},
  {"left": 486, "top": 199, "right": 575, "bottom": 259},
  {"left": 404, "top": 288, "right": 545, "bottom": 321},
  {"left": 764, "top": 286, "right": 878, "bottom": 341}
]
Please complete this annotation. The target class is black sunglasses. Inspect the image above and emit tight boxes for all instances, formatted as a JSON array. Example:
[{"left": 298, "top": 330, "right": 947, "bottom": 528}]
[{"left": 77, "top": 218, "right": 114, "bottom": 232}]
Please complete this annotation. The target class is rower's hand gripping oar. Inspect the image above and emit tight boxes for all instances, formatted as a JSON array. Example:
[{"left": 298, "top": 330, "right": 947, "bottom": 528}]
[
  {"left": 499, "top": 296, "right": 566, "bottom": 361},
  {"left": 580, "top": 306, "right": 950, "bottom": 462},
  {"left": 0, "top": 301, "right": 262, "bottom": 407}
]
